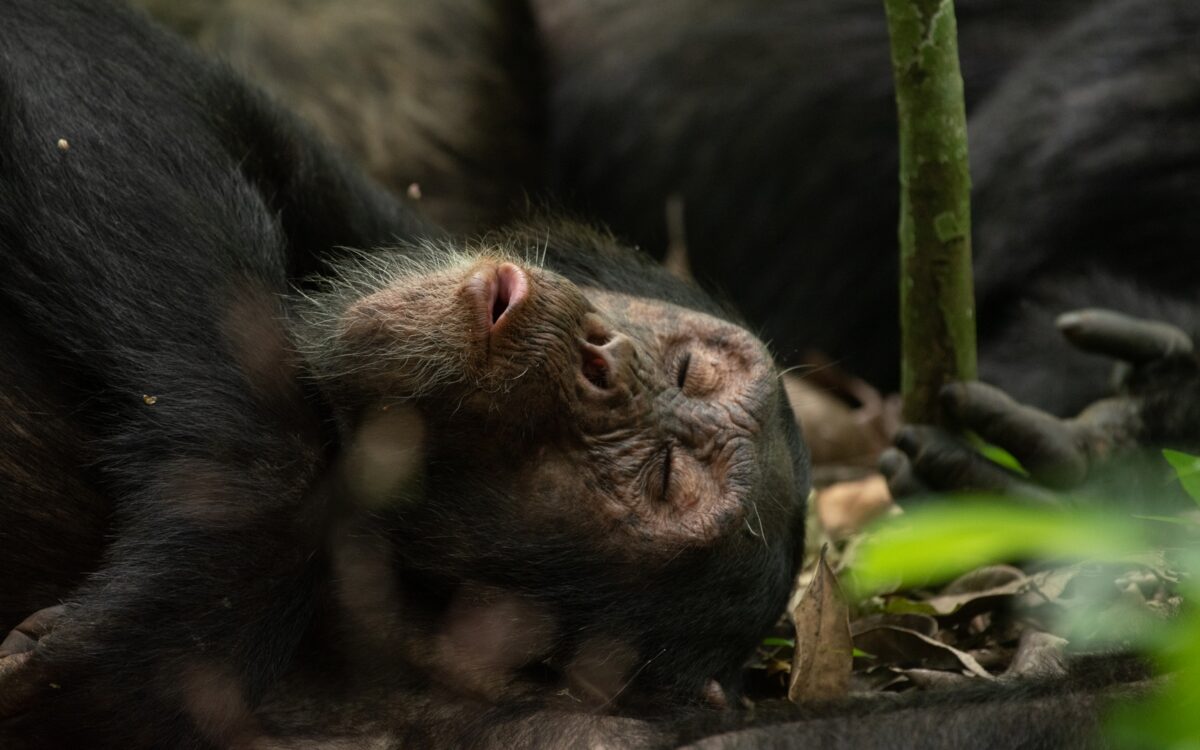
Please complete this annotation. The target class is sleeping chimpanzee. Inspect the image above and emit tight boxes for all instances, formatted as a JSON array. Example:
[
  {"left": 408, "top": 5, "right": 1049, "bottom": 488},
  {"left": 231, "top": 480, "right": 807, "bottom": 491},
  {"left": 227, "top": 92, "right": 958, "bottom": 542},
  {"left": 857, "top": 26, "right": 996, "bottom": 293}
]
[
  {"left": 534, "top": 0, "right": 1200, "bottom": 420},
  {"left": 0, "top": 1, "right": 806, "bottom": 747},
  {"left": 0, "top": 1, "right": 1194, "bottom": 749}
]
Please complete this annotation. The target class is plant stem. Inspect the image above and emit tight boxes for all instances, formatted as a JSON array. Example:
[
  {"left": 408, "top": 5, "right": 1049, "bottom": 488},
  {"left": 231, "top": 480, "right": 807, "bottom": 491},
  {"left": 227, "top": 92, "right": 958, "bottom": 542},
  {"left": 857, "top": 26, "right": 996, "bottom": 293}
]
[{"left": 883, "top": 0, "right": 977, "bottom": 425}]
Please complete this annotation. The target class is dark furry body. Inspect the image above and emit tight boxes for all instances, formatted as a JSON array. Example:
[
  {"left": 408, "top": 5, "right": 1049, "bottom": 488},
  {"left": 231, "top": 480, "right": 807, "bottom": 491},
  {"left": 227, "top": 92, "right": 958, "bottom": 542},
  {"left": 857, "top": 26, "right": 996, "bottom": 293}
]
[
  {"left": 537, "top": 0, "right": 1200, "bottom": 416},
  {"left": 0, "top": 0, "right": 427, "bottom": 743}
]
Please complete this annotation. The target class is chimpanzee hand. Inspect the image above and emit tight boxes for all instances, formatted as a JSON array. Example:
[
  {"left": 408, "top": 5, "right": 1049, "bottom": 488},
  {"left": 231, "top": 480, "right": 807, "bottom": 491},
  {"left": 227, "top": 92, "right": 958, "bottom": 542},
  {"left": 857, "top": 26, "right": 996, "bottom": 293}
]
[{"left": 881, "top": 309, "right": 1200, "bottom": 502}]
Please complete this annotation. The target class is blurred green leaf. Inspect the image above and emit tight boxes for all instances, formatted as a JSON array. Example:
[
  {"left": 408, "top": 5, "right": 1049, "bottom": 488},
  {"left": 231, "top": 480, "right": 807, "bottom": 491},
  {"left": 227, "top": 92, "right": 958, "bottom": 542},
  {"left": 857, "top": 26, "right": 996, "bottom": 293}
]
[
  {"left": 969, "top": 432, "right": 1028, "bottom": 476},
  {"left": 1163, "top": 449, "right": 1200, "bottom": 505},
  {"left": 851, "top": 499, "right": 1146, "bottom": 595},
  {"left": 1106, "top": 599, "right": 1200, "bottom": 749}
]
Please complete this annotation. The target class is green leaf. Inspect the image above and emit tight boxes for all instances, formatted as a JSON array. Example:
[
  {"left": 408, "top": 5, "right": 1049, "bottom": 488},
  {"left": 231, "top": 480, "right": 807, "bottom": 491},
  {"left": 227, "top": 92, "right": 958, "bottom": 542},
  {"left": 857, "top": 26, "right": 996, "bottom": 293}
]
[
  {"left": 852, "top": 648, "right": 877, "bottom": 660},
  {"left": 761, "top": 637, "right": 795, "bottom": 649},
  {"left": 851, "top": 498, "right": 1146, "bottom": 595},
  {"left": 1163, "top": 449, "right": 1200, "bottom": 505},
  {"left": 970, "top": 434, "right": 1028, "bottom": 476}
]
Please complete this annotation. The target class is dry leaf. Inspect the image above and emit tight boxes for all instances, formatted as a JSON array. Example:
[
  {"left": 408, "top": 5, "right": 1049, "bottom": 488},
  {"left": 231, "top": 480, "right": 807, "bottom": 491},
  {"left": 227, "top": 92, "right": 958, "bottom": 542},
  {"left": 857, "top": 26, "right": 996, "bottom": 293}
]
[
  {"left": 941, "top": 565, "right": 1025, "bottom": 595},
  {"left": 815, "top": 474, "right": 894, "bottom": 539},
  {"left": 783, "top": 375, "right": 891, "bottom": 466},
  {"left": 852, "top": 626, "right": 993, "bottom": 679},
  {"left": 1003, "top": 630, "right": 1068, "bottom": 679},
  {"left": 851, "top": 612, "right": 938, "bottom": 639},
  {"left": 788, "top": 545, "right": 852, "bottom": 703}
]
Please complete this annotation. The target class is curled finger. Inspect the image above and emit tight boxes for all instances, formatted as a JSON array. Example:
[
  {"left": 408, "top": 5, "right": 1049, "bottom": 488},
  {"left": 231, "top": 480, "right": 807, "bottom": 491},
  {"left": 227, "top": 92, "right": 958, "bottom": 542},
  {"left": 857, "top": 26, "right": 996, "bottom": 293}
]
[
  {"left": 893, "top": 426, "right": 1059, "bottom": 505},
  {"left": 940, "top": 382, "right": 1087, "bottom": 489},
  {"left": 1057, "top": 309, "right": 1193, "bottom": 364}
]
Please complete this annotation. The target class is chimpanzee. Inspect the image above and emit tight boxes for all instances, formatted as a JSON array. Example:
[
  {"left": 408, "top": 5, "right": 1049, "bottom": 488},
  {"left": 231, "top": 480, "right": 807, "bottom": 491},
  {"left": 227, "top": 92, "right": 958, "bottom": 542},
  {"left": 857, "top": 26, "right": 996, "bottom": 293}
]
[
  {"left": 534, "top": 0, "right": 1200, "bottom": 419},
  {"left": 0, "top": 1, "right": 807, "bottom": 747}
]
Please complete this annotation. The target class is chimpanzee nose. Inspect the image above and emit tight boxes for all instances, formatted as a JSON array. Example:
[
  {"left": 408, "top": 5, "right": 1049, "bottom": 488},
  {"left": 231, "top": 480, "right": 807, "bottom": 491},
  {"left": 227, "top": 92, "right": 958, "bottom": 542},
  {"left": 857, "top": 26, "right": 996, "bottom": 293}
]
[{"left": 579, "top": 333, "right": 637, "bottom": 392}]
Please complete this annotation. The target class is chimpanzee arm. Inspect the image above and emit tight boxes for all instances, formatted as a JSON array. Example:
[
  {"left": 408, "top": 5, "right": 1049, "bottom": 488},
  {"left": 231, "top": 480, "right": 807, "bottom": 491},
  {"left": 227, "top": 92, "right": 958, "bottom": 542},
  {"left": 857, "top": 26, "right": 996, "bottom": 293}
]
[
  {"left": 0, "top": 2, "right": 427, "bottom": 747},
  {"left": 240, "top": 652, "right": 1147, "bottom": 748}
]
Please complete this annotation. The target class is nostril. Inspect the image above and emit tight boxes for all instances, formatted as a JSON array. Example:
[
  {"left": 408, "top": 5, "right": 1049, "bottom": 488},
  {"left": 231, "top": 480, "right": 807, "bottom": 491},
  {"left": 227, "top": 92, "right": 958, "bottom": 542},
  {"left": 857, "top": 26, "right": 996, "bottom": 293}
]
[
  {"left": 581, "top": 349, "right": 610, "bottom": 389},
  {"left": 586, "top": 332, "right": 611, "bottom": 347},
  {"left": 491, "top": 263, "right": 528, "bottom": 327}
]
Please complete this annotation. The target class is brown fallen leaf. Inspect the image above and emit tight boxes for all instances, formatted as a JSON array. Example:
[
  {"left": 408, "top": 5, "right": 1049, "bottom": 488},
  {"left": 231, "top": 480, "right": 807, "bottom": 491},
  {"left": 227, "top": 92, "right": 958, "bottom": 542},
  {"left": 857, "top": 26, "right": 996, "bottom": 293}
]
[
  {"left": 783, "top": 375, "right": 893, "bottom": 466},
  {"left": 851, "top": 626, "right": 993, "bottom": 679},
  {"left": 788, "top": 545, "right": 852, "bottom": 703},
  {"left": 1003, "top": 630, "right": 1068, "bottom": 680},
  {"left": 915, "top": 565, "right": 1083, "bottom": 620},
  {"left": 850, "top": 612, "right": 939, "bottom": 639},
  {"left": 919, "top": 577, "right": 1026, "bottom": 619},
  {"left": 815, "top": 474, "right": 895, "bottom": 539},
  {"left": 941, "top": 565, "right": 1026, "bottom": 595}
]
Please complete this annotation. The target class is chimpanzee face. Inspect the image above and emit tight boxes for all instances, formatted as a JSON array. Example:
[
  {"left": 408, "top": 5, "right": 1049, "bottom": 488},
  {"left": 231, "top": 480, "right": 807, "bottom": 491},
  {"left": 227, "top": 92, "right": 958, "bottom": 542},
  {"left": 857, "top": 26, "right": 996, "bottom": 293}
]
[{"left": 296, "top": 237, "right": 808, "bottom": 707}]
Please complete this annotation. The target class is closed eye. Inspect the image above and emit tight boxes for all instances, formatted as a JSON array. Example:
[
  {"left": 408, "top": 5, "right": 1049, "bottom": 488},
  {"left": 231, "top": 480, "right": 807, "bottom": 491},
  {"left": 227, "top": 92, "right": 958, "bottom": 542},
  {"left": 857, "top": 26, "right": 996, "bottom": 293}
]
[{"left": 676, "top": 351, "right": 692, "bottom": 389}]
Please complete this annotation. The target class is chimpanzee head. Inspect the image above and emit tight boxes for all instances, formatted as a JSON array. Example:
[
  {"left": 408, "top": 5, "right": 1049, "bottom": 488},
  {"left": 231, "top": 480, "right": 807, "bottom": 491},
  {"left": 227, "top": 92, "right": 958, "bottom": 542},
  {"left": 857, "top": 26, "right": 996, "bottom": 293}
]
[{"left": 294, "top": 220, "right": 809, "bottom": 712}]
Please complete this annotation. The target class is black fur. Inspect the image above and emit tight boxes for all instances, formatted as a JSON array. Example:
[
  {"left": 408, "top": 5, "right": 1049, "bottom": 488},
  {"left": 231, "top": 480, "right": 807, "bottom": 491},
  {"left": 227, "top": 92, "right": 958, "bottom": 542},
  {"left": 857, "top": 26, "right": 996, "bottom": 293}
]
[{"left": 537, "top": 0, "right": 1200, "bottom": 416}]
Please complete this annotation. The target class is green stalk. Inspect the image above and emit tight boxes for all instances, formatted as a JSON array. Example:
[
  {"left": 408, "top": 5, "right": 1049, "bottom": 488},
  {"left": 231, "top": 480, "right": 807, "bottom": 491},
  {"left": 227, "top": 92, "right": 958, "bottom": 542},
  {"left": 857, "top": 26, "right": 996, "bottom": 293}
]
[{"left": 883, "top": 0, "right": 977, "bottom": 425}]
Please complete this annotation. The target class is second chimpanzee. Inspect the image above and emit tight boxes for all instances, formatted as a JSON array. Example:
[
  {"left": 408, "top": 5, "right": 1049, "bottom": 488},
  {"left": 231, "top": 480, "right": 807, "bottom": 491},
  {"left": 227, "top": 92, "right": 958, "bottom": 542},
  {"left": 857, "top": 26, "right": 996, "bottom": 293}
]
[{"left": 535, "top": 0, "right": 1200, "bottom": 418}]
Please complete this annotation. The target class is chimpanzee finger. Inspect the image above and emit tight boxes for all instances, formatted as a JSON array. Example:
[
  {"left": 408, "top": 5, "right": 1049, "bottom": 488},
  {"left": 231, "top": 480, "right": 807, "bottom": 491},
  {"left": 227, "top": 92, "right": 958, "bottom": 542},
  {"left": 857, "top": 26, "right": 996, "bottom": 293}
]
[
  {"left": 1057, "top": 309, "right": 1194, "bottom": 364},
  {"left": 939, "top": 382, "right": 1087, "bottom": 489},
  {"left": 879, "top": 447, "right": 929, "bottom": 499},
  {"left": 893, "top": 426, "right": 1059, "bottom": 505}
]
